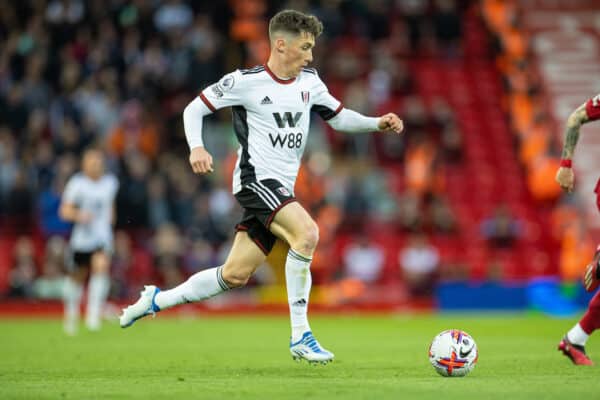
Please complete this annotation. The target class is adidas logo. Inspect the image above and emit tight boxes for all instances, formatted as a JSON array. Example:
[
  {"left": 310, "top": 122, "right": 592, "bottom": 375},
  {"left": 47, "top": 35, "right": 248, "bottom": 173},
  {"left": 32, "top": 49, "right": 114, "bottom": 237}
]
[
  {"left": 292, "top": 298, "right": 307, "bottom": 307},
  {"left": 260, "top": 96, "right": 273, "bottom": 105}
]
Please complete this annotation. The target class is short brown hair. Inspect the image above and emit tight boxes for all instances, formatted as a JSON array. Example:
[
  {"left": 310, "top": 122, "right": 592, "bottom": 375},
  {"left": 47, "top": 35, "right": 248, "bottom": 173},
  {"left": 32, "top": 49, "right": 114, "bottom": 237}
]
[{"left": 269, "top": 10, "right": 323, "bottom": 40}]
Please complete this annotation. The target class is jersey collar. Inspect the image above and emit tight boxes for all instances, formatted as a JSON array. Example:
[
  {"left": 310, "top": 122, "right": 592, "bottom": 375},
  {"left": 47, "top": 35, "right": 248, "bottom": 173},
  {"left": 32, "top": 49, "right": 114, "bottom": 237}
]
[{"left": 264, "top": 63, "right": 296, "bottom": 85}]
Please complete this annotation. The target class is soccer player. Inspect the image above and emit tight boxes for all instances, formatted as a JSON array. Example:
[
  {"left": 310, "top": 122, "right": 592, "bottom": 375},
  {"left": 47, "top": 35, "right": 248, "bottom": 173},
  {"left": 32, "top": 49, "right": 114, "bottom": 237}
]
[
  {"left": 119, "top": 9, "right": 403, "bottom": 363},
  {"left": 60, "top": 148, "right": 118, "bottom": 334},
  {"left": 556, "top": 94, "right": 600, "bottom": 365}
]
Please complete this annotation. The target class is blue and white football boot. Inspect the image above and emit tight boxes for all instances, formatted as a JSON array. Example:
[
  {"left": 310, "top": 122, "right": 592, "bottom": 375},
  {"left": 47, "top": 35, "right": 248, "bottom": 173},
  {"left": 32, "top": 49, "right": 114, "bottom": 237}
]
[
  {"left": 289, "top": 331, "right": 335, "bottom": 364},
  {"left": 119, "top": 285, "right": 161, "bottom": 328}
]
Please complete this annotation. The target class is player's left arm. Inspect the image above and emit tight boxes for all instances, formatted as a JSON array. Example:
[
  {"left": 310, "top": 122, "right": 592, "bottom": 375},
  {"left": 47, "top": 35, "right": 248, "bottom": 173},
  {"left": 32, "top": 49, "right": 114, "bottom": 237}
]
[
  {"left": 556, "top": 97, "right": 597, "bottom": 192},
  {"left": 327, "top": 108, "right": 403, "bottom": 134},
  {"left": 311, "top": 77, "right": 403, "bottom": 134}
]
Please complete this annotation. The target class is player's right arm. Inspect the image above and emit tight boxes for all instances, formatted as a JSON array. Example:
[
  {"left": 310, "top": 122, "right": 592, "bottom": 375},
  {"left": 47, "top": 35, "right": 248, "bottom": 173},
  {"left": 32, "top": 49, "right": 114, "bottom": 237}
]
[
  {"left": 184, "top": 70, "right": 244, "bottom": 175},
  {"left": 59, "top": 176, "right": 92, "bottom": 224},
  {"left": 59, "top": 202, "right": 92, "bottom": 224},
  {"left": 183, "top": 98, "right": 214, "bottom": 174},
  {"left": 556, "top": 95, "right": 600, "bottom": 192}
]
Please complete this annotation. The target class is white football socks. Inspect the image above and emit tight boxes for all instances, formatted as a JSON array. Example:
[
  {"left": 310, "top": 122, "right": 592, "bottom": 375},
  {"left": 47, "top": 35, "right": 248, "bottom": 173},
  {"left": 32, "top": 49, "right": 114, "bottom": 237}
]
[
  {"left": 286, "top": 249, "right": 312, "bottom": 342},
  {"left": 86, "top": 273, "right": 110, "bottom": 330},
  {"left": 567, "top": 323, "right": 590, "bottom": 346},
  {"left": 63, "top": 277, "right": 83, "bottom": 335},
  {"left": 154, "top": 266, "right": 229, "bottom": 310}
]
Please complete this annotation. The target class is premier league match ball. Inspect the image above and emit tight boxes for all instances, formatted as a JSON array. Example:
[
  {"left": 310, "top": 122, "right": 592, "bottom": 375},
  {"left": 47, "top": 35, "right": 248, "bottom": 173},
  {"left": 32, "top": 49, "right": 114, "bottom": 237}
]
[{"left": 428, "top": 329, "right": 478, "bottom": 377}]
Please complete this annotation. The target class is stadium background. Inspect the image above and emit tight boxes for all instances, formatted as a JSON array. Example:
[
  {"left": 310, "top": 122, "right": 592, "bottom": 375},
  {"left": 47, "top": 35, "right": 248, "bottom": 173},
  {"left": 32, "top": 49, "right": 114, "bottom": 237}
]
[{"left": 0, "top": 0, "right": 599, "bottom": 316}]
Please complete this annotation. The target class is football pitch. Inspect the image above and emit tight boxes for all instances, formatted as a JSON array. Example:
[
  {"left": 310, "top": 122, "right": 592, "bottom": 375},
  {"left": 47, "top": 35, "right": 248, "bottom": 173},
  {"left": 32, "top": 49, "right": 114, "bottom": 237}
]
[{"left": 0, "top": 314, "right": 597, "bottom": 399}]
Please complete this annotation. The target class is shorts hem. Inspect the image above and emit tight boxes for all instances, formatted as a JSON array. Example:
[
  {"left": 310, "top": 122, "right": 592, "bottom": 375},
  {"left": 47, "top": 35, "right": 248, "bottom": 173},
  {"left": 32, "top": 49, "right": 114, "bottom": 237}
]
[
  {"left": 265, "top": 198, "right": 297, "bottom": 228},
  {"left": 235, "top": 224, "right": 270, "bottom": 256}
]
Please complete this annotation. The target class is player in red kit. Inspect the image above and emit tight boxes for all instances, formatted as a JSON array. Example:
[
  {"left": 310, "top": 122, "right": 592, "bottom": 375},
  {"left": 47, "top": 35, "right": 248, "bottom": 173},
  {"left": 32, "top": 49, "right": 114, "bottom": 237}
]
[{"left": 556, "top": 94, "right": 600, "bottom": 365}]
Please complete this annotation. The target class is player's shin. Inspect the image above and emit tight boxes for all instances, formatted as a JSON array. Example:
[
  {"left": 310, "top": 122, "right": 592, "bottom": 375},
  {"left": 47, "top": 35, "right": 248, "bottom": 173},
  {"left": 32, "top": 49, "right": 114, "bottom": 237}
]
[
  {"left": 86, "top": 273, "right": 110, "bottom": 330},
  {"left": 285, "top": 249, "right": 312, "bottom": 342},
  {"left": 153, "top": 266, "right": 230, "bottom": 310},
  {"left": 63, "top": 277, "right": 83, "bottom": 335}
]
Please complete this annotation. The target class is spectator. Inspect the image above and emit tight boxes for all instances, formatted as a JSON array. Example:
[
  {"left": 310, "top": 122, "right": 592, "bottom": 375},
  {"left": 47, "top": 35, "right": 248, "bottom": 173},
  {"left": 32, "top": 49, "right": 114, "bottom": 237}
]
[
  {"left": 107, "top": 100, "right": 159, "bottom": 160},
  {"left": 39, "top": 172, "right": 72, "bottom": 238},
  {"left": 9, "top": 236, "right": 38, "bottom": 298},
  {"left": 343, "top": 235, "right": 385, "bottom": 283},
  {"left": 116, "top": 152, "right": 150, "bottom": 229},
  {"left": 110, "top": 230, "right": 134, "bottom": 300},
  {"left": 22, "top": 55, "right": 51, "bottom": 109},
  {"left": 404, "top": 135, "right": 439, "bottom": 199},
  {"left": 0, "top": 129, "right": 19, "bottom": 211},
  {"left": 440, "top": 122, "right": 463, "bottom": 163},
  {"left": 188, "top": 193, "right": 228, "bottom": 245},
  {"left": 396, "top": 0, "right": 428, "bottom": 52},
  {"left": 480, "top": 204, "right": 524, "bottom": 248},
  {"left": 5, "top": 167, "right": 34, "bottom": 231},
  {"left": 427, "top": 196, "right": 457, "bottom": 234},
  {"left": 152, "top": 223, "right": 185, "bottom": 289},
  {"left": 33, "top": 236, "right": 66, "bottom": 299},
  {"left": 396, "top": 191, "right": 423, "bottom": 232},
  {"left": 432, "top": 0, "right": 462, "bottom": 57},
  {"left": 154, "top": 0, "right": 193, "bottom": 33},
  {"left": 399, "top": 233, "right": 440, "bottom": 297},
  {"left": 0, "top": 85, "right": 28, "bottom": 133},
  {"left": 46, "top": 0, "right": 85, "bottom": 26},
  {"left": 184, "top": 238, "right": 217, "bottom": 275},
  {"left": 32, "top": 139, "right": 54, "bottom": 192},
  {"left": 147, "top": 173, "right": 173, "bottom": 229}
]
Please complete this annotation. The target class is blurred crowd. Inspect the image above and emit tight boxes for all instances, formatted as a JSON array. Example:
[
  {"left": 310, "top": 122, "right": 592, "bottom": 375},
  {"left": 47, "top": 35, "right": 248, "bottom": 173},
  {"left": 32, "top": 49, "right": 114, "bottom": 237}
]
[
  {"left": 0, "top": 0, "right": 478, "bottom": 302},
  {"left": 482, "top": 0, "right": 595, "bottom": 283}
]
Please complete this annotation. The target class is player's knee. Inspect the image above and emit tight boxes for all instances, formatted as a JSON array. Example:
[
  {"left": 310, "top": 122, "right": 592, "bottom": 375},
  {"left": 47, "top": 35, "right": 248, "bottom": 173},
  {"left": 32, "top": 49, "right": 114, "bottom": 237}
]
[
  {"left": 221, "top": 262, "right": 252, "bottom": 288},
  {"left": 294, "top": 221, "right": 319, "bottom": 254},
  {"left": 91, "top": 252, "right": 110, "bottom": 274},
  {"left": 305, "top": 222, "right": 319, "bottom": 250}
]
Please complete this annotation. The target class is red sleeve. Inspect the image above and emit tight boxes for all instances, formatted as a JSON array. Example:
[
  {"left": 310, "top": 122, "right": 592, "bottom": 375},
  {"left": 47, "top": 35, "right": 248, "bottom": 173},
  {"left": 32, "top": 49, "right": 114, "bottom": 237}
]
[{"left": 585, "top": 95, "right": 600, "bottom": 121}]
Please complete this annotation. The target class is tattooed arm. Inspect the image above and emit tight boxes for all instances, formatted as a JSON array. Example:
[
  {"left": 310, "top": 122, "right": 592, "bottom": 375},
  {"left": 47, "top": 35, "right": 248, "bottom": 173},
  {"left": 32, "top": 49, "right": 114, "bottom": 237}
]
[
  {"left": 561, "top": 103, "right": 590, "bottom": 160},
  {"left": 555, "top": 102, "right": 592, "bottom": 192}
]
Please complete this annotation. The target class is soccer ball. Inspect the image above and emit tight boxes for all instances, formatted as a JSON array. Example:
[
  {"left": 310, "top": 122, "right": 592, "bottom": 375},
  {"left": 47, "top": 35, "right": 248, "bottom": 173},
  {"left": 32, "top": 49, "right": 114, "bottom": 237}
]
[{"left": 428, "top": 329, "right": 478, "bottom": 377}]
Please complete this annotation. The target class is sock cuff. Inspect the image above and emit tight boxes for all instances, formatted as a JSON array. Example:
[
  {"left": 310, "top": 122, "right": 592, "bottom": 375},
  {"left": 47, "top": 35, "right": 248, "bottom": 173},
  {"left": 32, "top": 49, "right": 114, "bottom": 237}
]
[
  {"left": 288, "top": 249, "right": 312, "bottom": 262},
  {"left": 216, "top": 266, "right": 231, "bottom": 291},
  {"left": 89, "top": 273, "right": 109, "bottom": 286}
]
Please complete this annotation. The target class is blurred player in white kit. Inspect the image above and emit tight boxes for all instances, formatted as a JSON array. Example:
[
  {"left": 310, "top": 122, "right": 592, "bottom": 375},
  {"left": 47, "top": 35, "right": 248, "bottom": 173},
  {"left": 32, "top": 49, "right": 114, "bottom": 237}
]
[{"left": 59, "top": 148, "right": 119, "bottom": 334}]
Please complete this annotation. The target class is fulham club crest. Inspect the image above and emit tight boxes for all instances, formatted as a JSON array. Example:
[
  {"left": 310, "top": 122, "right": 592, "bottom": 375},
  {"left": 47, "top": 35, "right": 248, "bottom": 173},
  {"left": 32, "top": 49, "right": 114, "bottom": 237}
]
[
  {"left": 276, "top": 187, "right": 291, "bottom": 197},
  {"left": 301, "top": 91, "right": 310, "bottom": 105}
]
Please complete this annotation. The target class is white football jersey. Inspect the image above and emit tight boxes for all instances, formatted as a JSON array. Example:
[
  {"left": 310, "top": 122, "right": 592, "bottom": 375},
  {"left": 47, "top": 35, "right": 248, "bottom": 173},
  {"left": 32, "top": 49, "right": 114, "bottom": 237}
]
[
  {"left": 62, "top": 173, "right": 119, "bottom": 252},
  {"left": 199, "top": 64, "right": 342, "bottom": 194}
]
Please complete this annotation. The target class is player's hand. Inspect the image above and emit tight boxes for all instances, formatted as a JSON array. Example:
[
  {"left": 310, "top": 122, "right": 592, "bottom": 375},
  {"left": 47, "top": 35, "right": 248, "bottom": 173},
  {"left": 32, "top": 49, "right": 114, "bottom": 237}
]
[
  {"left": 378, "top": 113, "right": 404, "bottom": 134},
  {"left": 555, "top": 166, "right": 574, "bottom": 193},
  {"left": 189, "top": 146, "right": 214, "bottom": 174}
]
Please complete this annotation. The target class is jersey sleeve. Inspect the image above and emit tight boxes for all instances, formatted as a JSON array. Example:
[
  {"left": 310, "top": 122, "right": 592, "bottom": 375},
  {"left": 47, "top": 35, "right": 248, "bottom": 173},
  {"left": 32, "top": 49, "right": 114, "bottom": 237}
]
[
  {"left": 310, "top": 77, "right": 343, "bottom": 121},
  {"left": 199, "top": 70, "right": 244, "bottom": 112},
  {"left": 585, "top": 94, "right": 600, "bottom": 121},
  {"left": 62, "top": 176, "right": 81, "bottom": 205}
]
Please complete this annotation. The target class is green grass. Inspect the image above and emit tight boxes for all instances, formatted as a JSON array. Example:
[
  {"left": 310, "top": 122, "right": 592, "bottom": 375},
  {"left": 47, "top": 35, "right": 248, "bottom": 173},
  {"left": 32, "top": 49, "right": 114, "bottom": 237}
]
[{"left": 0, "top": 314, "right": 597, "bottom": 399}]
